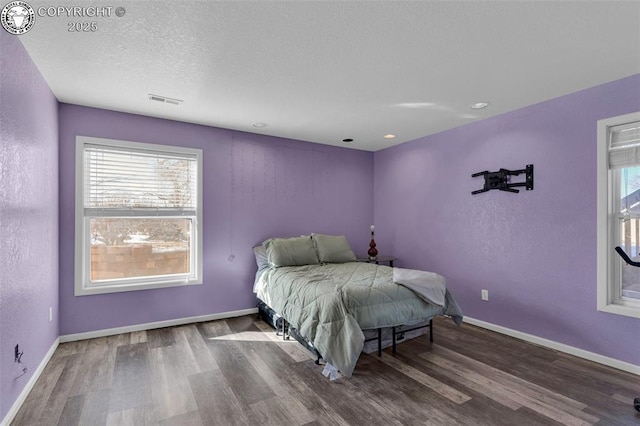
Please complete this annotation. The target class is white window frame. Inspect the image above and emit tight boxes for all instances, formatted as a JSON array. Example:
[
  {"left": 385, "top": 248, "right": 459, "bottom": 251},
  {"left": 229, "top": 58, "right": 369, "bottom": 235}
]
[
  {"left": 597, "top": 111, "right": 640, "bottom": 318},
  {"left": 75, "top": 136, "right": 203, "bottom": 296}
]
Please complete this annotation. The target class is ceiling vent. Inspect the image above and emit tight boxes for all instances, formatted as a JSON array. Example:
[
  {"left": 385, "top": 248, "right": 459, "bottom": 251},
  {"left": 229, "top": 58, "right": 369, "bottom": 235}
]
[{"left": 148, "top": 94, "right": 183, "bottom": 106}]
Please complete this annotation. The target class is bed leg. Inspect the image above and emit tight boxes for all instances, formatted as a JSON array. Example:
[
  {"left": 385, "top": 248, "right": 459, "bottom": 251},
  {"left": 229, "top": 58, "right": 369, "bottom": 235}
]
[
  {"left": 429, "top": 318, "right": 434, "bottom": 343},
  {"left": 392, "top": 326, "right": 397, "bottom": 354},
  {"left": 277, "top": 319, "right": 289, "bottom": 339},
  {"left": 377, "top": 329, "right": 382, "bottom": 357}
]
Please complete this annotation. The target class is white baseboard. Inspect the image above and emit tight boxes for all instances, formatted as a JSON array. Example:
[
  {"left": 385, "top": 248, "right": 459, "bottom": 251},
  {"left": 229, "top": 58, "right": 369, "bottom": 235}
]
[
  {"left": 463, "top": 316, "right": 640, "bottom": 376},
  {"left": 1, "top": 337, "right": 60, "bottom": 426},
  {"left": 59, "top": 307, "right": 258, "bottom": 343}
]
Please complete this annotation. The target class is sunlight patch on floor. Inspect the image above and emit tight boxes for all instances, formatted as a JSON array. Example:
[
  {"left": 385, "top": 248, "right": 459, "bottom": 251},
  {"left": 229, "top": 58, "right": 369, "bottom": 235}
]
[{"left": 207, "top": 330, "right": 296, "bottom": 343}]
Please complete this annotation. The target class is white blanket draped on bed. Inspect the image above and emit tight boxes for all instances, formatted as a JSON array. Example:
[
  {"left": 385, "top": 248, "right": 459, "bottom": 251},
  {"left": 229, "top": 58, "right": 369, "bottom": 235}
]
[{"left": 392, "top": 267, "right": 447, "bottom": 307}]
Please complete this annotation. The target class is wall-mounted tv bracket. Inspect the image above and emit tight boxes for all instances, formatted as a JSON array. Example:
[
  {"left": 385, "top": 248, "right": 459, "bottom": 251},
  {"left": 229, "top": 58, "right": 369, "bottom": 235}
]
[
  {"left": 613, "top": 246, "right": 640, "bottom": 412},
  {"left": 471, "top": 164, "right": 534, "bottom": 195}
]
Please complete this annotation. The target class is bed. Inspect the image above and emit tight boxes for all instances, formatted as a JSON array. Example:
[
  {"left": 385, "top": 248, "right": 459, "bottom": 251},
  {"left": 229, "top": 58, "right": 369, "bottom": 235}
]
[{"left": 253, "top": 234, "right": 463, "bottom": 377}]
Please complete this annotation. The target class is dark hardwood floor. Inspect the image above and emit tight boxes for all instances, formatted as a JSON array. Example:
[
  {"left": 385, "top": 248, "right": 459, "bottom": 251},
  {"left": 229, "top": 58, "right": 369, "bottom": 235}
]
[{"left": 11, "top": 316, "right": 640, "bottom": 425}]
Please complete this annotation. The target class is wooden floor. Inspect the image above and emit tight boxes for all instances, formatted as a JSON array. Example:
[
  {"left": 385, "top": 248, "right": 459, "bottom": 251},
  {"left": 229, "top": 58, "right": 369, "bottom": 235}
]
[{"left": 11, "top": 315, "right": 640, "bottom": 425}]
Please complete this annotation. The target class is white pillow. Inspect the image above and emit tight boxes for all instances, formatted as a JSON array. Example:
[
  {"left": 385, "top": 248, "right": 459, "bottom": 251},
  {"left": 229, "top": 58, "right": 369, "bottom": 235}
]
[{"left": 252, "top": 245, "right": 269, "bottom": 270}]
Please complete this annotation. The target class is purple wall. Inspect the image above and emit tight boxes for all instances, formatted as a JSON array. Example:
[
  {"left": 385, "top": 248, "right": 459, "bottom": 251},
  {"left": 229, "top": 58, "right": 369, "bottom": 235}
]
[
  {"left": 58, "top": 104, "right": 373, "bottom": 335},
  {"left": 374, "top": 74, "right": 640, "bottom": 366},
  {"left": 0, "top": 31, "right": 59, "bottom": 421}
]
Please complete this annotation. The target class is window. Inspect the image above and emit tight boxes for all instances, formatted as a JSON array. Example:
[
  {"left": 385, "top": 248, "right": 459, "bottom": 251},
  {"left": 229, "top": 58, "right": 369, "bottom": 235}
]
[
  {"left": 75, "top": 136, "right": 203, "bottom": 295},
  {"left": 597, "top": 112, "right": 640, "bottom": 318}
]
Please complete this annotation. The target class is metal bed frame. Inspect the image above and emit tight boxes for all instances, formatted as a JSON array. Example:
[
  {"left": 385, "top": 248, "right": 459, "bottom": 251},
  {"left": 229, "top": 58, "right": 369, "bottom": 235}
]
[
  {"left": 260, "top": 302, "right": 434, "bottom": 365},
  {"left": 366, "top": 320, "right": 434, "bottom": 356}
]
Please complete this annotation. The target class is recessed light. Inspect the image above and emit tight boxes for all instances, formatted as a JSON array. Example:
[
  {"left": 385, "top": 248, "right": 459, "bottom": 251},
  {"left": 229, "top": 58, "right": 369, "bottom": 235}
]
[
  {"left": 470, "top": 102, "right": 490, "bottom": 109},
  {"left": 252, "top": 122, "right": 268, "bottom": 128},
  {"left": 342, "top": 138, "right": 354, "bottom": 143},
  {"left": 383, "top": 134, "right": 396, "bottom": 139}
]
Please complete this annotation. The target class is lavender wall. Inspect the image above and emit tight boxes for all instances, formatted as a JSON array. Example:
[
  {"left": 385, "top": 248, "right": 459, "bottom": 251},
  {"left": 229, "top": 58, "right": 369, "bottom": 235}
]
[
  {"left": 374, "top": 74, "right": 640, "bottom": 366},
  {"left": 0, "top": 31, "right": 59, "bottom": 421},
  {"left": 58, "top": 104, "right": 373, "bottom": 335}
]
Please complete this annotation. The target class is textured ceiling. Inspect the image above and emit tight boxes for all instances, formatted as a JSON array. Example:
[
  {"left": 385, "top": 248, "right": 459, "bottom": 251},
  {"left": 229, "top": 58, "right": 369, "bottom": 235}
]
[{"left": 17, "top": 1, "right": 640, "bottom": 151}]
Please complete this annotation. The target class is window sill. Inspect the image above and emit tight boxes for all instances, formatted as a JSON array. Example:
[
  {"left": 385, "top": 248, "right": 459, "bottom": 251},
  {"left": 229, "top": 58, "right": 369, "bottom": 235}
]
[
  {"left": 75, "top": 279, "right": 202, "bottom": 296},
  {"left": 597, "top": 301, "right": 640, "bottom": 319}
]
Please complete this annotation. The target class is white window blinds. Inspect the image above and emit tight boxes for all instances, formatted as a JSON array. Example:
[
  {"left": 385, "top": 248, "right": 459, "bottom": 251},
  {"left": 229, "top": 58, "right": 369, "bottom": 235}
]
[
  {"left": 84, "top": 144, "right": 198, "bottom": 215},
  {"left": 608, "top": 121, "right": 640, "bottom": 169}
]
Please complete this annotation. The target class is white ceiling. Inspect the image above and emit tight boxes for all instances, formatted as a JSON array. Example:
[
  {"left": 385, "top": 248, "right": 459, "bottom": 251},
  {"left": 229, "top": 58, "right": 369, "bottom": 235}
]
[{"left": 18, "top": 1, "right": 640, "bottom": 151}]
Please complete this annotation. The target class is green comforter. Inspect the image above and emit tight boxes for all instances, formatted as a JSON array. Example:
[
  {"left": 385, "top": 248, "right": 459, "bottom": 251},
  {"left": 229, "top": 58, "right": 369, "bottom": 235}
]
[{"left": 254, "top": 262, "right": 463, "bottom": 377}]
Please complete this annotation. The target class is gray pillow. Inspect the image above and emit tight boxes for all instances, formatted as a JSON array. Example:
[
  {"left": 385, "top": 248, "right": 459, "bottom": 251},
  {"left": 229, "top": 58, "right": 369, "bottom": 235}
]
[
  {"left": 263, "top": 236, "right": 320, "bottom": 267},
  {"left": 252, "top": 245, "right": 269, "bottom": 271},
  {"left": 312, "top": 234, "right": 356, "bottom": 263}
]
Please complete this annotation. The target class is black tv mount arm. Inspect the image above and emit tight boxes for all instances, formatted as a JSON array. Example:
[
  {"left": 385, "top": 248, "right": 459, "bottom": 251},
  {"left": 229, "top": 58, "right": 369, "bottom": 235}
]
[{"left": 471, "top": 164, "right": 534, "bottom": 195}]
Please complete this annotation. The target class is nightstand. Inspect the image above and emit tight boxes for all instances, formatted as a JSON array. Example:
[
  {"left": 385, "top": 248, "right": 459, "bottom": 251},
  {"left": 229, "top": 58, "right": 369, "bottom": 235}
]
[{"left": 357, "top": 256, "right": 396, "bottom": 267}]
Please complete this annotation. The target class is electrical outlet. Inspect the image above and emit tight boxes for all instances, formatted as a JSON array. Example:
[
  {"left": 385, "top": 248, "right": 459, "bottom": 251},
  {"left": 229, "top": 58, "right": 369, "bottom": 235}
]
[
  {"left": 49, "top": 307, "right": 53, "bottom": 322},
  {"left": 481, "top": 289, "right": 489, "bottom": 301}
]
